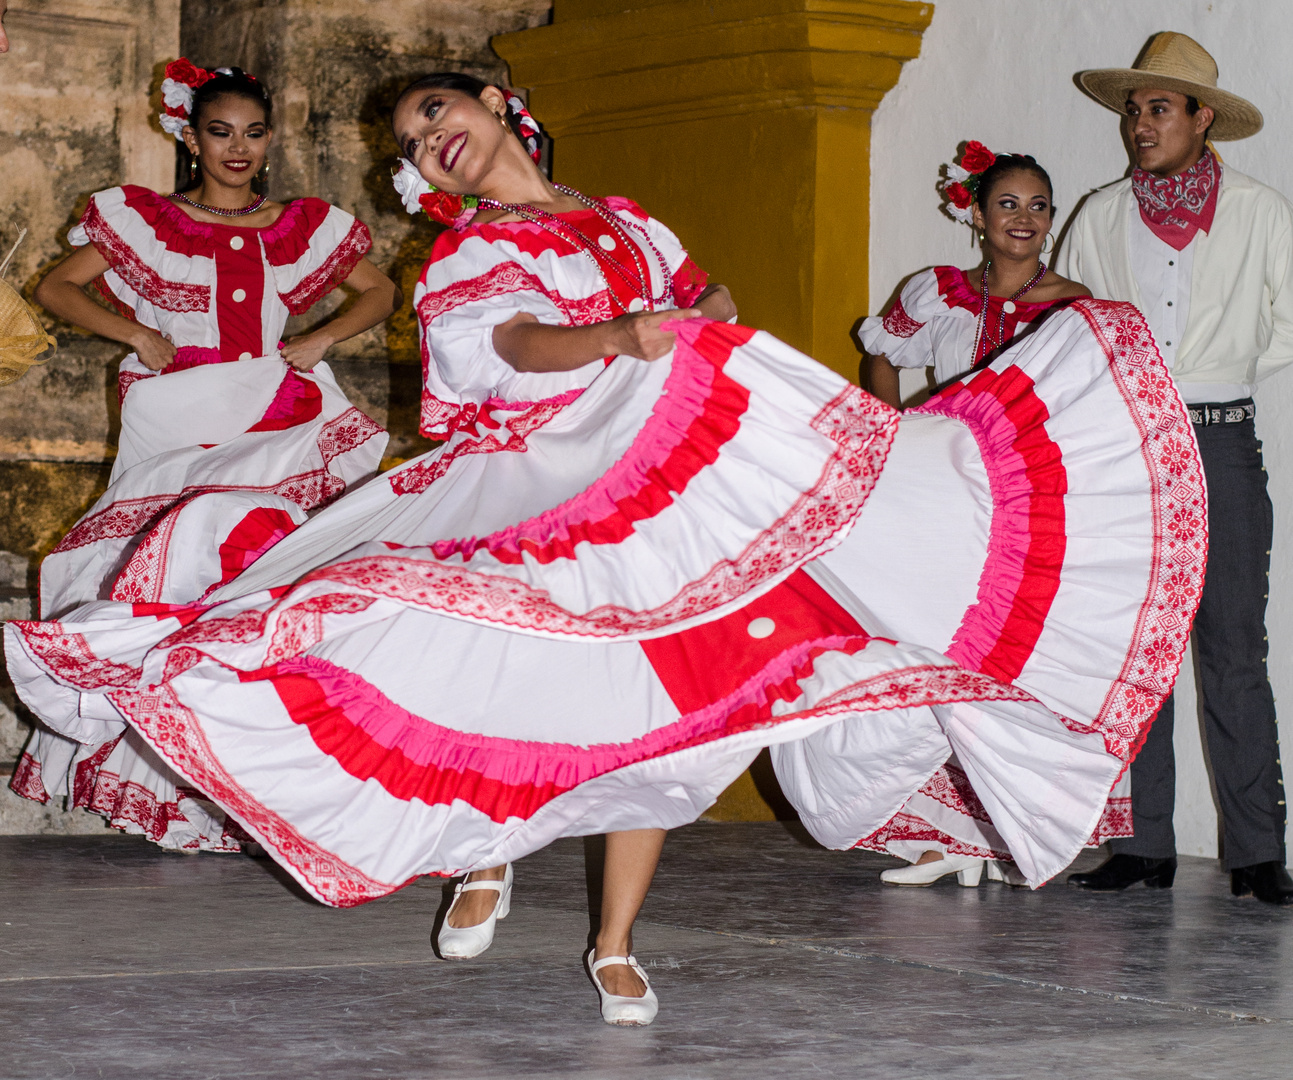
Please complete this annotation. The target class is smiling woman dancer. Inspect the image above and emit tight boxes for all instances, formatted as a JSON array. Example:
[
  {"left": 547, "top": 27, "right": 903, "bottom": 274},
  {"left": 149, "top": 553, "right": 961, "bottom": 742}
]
[
  {"left": 11, "top": 60, "right": 398, "bottom": 851},
  {"left": 859, "top": 144, "right": 1101, "bottom": 888},
  {"left": 865, "top": 143, "right": 1090, "bottom": 409},
  {"left": 8, "top": 73, "right": 1204, "bottom": 1027}
]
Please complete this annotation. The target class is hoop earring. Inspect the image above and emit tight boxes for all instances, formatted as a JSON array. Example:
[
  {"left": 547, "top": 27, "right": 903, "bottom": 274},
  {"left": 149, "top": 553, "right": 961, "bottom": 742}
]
[
  {"left": 1041, "top": 232, "right": 1055, "bottom": 255},
  {"left": 257, "top": 161, "right": 270, "bottom": 184},
  {"left": 189, "top": 157, "right": 198, "bottom": 180},
  {"left": 977, "top": 231, "right": 985, "bottom": 244}
]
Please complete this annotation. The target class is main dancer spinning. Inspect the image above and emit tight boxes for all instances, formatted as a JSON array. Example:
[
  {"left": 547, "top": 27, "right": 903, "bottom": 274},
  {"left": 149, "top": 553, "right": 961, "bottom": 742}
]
[
  {"left": 13, "top": 61, "right": 397, "bottom": 850},
  {"left": 8, "top": 73, "right": 1205, "bottom": 1027}
]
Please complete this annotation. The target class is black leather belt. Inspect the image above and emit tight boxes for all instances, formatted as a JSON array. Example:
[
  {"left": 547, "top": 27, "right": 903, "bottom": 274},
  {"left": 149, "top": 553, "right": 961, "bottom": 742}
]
[{"left": 1188, "top": 398, "right": 1255, "bottom": 427}]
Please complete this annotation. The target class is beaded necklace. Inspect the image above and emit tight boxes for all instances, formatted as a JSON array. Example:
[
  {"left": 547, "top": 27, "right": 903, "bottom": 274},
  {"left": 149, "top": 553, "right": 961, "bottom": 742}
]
[
  {"left": 169, "top": 191, "right": 268, "bottom": 218},
  {"left": 477, "top": 185, "right": 673, "bottom": 314},
  {"left": 972, "top": 260, "right": 1047, "bottom": 363}
]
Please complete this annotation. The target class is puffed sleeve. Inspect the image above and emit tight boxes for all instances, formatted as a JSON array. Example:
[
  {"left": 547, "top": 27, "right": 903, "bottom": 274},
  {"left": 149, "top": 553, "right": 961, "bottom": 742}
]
[
  {"left": 67, "top": 185, "right": 214, "bottom": 314},
  {"left": 858, "top": 268, "right": 945, "bottom": 368},
  {"left": 414, "top": 228, "right": 582, "bottom": 438},
  {"left": 262, "top": 198, "right": 372, "bottom": 314}
]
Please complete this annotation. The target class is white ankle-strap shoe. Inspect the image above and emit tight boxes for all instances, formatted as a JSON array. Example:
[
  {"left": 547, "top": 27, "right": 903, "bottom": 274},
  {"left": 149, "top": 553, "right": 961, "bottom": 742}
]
[
  {"left": 587, "top": 951, "right": 659, "bottom": 1027},
  {"left": 880, "top": 853, "right": 986, "bottom": 887},
  {"left": 436, "top": 864, "right": 512, "bottom": 959}
]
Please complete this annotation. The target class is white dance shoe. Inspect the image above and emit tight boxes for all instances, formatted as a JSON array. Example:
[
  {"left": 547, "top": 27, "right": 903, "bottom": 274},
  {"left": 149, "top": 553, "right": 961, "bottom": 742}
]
[
  {"left": 586, "top": 952, "right": 659, "bottom": 1027},
  {"left": 880, "top": 853, "right": 989, "bottom": 887},
  {"left": 436, "top": 864, "right": 512, "bottom": 959}
]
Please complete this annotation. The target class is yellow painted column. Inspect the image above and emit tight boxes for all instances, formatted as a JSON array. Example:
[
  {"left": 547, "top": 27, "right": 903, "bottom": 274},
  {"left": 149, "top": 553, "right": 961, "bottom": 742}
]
[
  {"left": 495, "top": 0, "right": 931, "bottom": 820},
  {"left": 494, "top": 0, "right": 932, "bottom": 382}
]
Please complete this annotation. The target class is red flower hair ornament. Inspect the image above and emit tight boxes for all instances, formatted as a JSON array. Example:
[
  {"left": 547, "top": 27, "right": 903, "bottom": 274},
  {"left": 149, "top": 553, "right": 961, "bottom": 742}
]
[
  {"left": 158, "top": 58, "right": 253, "bottom": 142},
  {"left": 940, "top": 140, "right": 997, "bottom": 225}
]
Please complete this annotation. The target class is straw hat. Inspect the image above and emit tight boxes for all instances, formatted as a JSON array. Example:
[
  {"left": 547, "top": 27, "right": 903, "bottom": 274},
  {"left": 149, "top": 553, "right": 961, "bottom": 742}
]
[
  {"left": 1077, "top": 31, "right": 1263, "bottom": 141},
  {"left": 0, "top": 230, "right": 56, "bottom": 387}
]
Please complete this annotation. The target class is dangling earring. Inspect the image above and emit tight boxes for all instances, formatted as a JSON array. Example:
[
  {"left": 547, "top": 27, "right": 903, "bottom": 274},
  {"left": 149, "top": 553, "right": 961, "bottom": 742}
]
[
  {"left": 257, "top": 161, "right": 270, "bottom": 185},
  {"left": 978, "top": 231, "right": 985, "bottom": 244},
  {"left": 1041, "top": 231, "right": 1056, "bottom": 255},
  {"left": 189, "top": 156, "right": 198, "bottom": 179}
]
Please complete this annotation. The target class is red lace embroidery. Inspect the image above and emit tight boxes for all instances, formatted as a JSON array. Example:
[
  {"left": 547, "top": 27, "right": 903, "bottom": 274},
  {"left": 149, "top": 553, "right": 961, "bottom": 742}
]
[
  {"left": 279, "top": 218, "right": 372, "bottom": 314},
  {"left": 1088, "top": 795, "right": 1134, "bottom": 843},
  {"left": 390, "top": 397, "right": 575, "bottom": 496},
  {"left": 881, "top": 295, "right": 925, "bottom": 339},
  {"left": 309, "top": 384, "right": 896, "bottom": 639},
  {"left": 110, "top": 683, "right": 404, "bottom": 905},
  {"left": 110, "top": 500, "right": 183, "bottom": 604},
  {"left": 80, "top": 198, "right": 210, "bottom": 313},
  {"left": 854, "top": 811, "right": 1010, "bottom": 861},
  {"left": 9, "top": 751, "right": 49, "bottom": 804},
  {"left": 1071, "top": 300, "right": 1207, "bottom": 761}
]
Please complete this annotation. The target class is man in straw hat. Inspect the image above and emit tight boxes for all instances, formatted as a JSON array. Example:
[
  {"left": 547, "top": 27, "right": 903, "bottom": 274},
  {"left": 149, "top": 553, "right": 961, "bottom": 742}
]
[{"left": 1060, "top": 31, "right": 1293, "bottom": 906}]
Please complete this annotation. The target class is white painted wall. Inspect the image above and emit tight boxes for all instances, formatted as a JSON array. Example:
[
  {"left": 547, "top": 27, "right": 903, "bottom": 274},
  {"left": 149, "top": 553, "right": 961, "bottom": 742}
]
[{"left": 870, "top": 0, "right": 1293, "bottom": 860}]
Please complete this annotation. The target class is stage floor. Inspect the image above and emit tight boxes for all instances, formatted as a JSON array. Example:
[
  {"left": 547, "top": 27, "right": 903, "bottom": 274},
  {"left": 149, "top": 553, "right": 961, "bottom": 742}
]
[{"left": 1, "top": 823, "right": 1290, "bottom": 1078}]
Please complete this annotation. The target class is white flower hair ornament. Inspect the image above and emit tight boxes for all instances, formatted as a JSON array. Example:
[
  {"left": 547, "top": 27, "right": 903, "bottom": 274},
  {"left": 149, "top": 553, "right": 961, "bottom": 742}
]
[
  {"left": 158, "top": 58, "right": 215, "bottom": 142},
  {"left": 392, "top": 158, "right": 433, "bottom": 215}
]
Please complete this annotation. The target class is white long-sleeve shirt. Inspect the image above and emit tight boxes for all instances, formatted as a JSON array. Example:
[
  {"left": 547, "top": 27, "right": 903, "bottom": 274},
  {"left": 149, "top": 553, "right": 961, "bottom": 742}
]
[{"left": 1058, "top": 164, "right": 1293, "bottom": 399}]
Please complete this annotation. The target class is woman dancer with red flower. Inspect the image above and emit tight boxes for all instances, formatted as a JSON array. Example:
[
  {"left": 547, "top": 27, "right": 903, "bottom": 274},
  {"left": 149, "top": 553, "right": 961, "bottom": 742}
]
[
  {"left": 13, "top": 61, "right": 399, "bottom": 851},
  {"left": 865, "top": 143, "right": 1090, "bottom": 411},
  {"left": 9, "top": 76, "right": 1204, "bottom": 1026},
  {"left": 860, "top": 145, "right": 1104, "bottom": 888}
]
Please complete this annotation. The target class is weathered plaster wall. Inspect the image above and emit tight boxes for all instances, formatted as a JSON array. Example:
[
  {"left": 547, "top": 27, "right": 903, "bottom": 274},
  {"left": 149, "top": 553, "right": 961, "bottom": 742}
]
[
  {"left": 869, "top": 0, "right": 1293, "bottom": 859},
  {"left": 0, "top": 0, "right": 551, "bottom": 834}
]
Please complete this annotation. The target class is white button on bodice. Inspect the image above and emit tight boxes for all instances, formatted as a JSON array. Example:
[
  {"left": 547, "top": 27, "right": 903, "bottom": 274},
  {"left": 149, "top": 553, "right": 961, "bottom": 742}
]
[
  {"left": 746, "top": 617, "right": 776, "bottom": 639},
  {"left": 232, "top": 288, "right": 247, "bottom": 302},
  {"left": 238, "top": 351, "right": 253, "bottom": 361},
  {"left": 627, "top": 297, "right": 645, "bottom": 313},
  {"left": 1001, "top": 300, "right": 1016, "bottom": 314},
  {"left": 598, "top": 234, "right": 617, "bottom": 251},
  {"left": 229, "top": 236, "right": 245, "bottom": 251}
]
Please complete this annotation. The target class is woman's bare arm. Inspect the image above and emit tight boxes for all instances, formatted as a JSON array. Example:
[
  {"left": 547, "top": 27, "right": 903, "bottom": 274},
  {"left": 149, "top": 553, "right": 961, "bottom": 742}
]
[
  {"left": 492, "top": 307, "right": 707, "bottom": 373},
  {"left": 281, "top": 256, "right": 402, "bottom": 371},
  {"left": 868, "top": 353, "right": 904, "bottom": 409},
  {"left": 33, "top": 245, "right": 177, "bottom": 371}
]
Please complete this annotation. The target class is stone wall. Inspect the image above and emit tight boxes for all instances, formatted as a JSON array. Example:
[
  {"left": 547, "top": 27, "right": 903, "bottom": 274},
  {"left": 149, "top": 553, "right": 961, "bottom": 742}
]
[{"left": 0, "top": 0, "right": 550, "bottom": 834}]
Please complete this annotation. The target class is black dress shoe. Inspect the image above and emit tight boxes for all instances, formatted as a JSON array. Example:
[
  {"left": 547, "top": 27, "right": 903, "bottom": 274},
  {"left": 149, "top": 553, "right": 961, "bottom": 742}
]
[
  {"left": 1068, "top": 853, "right": 1176, "bottom": 891},
  {"left": 1230, "top": 861, "right": 1293, "bottom": 906}
]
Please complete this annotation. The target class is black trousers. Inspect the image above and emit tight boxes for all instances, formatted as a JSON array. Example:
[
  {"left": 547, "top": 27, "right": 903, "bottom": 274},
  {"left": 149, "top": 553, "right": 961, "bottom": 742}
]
[{"left": 1111, "top": 418, "right": 1286, "bottom": 869}]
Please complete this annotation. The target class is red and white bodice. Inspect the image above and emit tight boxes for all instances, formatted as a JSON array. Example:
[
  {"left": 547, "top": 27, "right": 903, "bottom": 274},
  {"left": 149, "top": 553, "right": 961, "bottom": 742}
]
[
  {"left": 860, "top": 266, "right": 1071, "bottom": 383},
  {"left": 70, "top": 185, "right": 372, "bottom": 369},
  {"left": 412, "top": 196, "right": 709, "bottom": 439}
]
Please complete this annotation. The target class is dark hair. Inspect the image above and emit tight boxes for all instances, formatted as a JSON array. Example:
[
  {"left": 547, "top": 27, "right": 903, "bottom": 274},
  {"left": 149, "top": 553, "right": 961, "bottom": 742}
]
[
  {"left": 1184, "top": 94, "right": 1216, "bottom": 137},
  {"left": 393, "top": 71, "right": 529, "bottom": 156},
  {"left": 974, "top": 154, "right": 1054, "bottom": 213},
  {"left": 191, "top": 67, "right": 272, "bottom": 129},
  {"left": 175, "top": 68, "right": 273, "bottom": 193}
]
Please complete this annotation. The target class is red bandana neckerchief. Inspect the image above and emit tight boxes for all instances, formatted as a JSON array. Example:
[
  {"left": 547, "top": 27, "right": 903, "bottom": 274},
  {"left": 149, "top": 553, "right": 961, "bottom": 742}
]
[{"left": 1132, "top": 148, "right": 1220, "bottom": 251}]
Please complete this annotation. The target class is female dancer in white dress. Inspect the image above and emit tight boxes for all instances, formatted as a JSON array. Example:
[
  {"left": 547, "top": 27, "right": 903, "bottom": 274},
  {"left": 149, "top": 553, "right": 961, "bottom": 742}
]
[
  {"left": 7, "top": 75, "right": 1205, "bottom": 1026},
  {"left": 860, "top": 144, "right": 1129, "bottom": 887},
  {"left": 866, "top": 144, "right": 1090, "bottom": 407},
  {"left": 11, "top": 61, "right": 399, "bottom": 851}
]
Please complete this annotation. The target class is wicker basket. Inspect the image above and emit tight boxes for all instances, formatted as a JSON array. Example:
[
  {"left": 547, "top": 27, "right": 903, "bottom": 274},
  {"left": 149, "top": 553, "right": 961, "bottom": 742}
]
[
  {"left": 0, "top": 277, "right": 56, "bottom": 386},
  {"left": 0, "top": 229, "right": 57, "bottom": 387}
]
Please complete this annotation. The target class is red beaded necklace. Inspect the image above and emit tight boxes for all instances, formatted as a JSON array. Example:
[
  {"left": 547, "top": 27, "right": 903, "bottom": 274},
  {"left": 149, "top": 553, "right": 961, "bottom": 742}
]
[
  {"left": 972, "top": 260, "right": 1046, "bottom": 362},
  {"left": 477, "top": 186, "right": 673, "bottom": 314}
]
